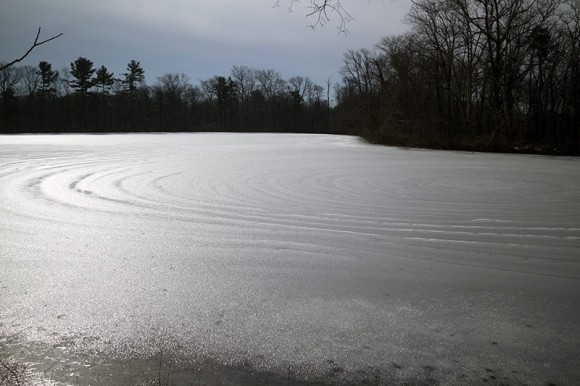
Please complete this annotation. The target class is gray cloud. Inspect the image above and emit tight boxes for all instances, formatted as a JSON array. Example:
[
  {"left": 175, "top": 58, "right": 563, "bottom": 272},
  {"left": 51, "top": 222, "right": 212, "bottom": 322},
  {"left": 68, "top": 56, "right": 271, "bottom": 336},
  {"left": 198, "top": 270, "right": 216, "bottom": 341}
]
[{"left": 0, "top": 0, "right": 411, "bottom": 87}]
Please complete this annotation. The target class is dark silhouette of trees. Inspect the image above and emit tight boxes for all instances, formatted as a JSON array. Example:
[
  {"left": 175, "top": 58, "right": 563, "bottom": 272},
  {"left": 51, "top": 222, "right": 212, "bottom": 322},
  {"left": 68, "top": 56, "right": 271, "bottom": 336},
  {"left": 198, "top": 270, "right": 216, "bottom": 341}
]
[
  {"left": 254, "top": 69, "right": 288, "bottom": 130},
  {"left": 153, "top": 73, "right": 191, "bottom": 130},
  {"left": 287, "top": 76, "right": 313, "bottom": 128},
  {"left": 201, "top": 76, "right": 238, "bottom": 130},
  {"left": 19, "top": 66, "right": 40, "bottom": 131},
  {"left": 94, "top": 65, "right": 115, "bottom": 130},
  {"left": 36, "top": 61, "right": 59, "bottom": 132},
  {"left": 0, "top": 65, "right": 22, "bottom": 98},
  {"left": 69, "top": 57, "right": 96, "bottom": 129},
  {"left": 95, "top": 65, "right": 115, "bottom": 96},
  {"left": 559, "top": 0, "right": 580, "bottom": 146},
  {"left": 1, "top": 58, "right": 334, "bottom": 134},
  {"left": 38, "top": 61, "right": 58, "bottom": 97},
  {"left": 0, "top": 64, "right": 23, "bottom": 132},
  {"left": 231, "top": 65, "right": 257, "bottom": 129},
  {"left": 119, "top": 60, "right": 146, "bottom": 130},
  {"left": 1, "top": 0, "right": 577, "bottom": 156},
  {"left": 331, "top": 0, "right": 578, "bottom": 153},
  {"left": 70, "top": 57, "right": 96, "bottom": 97},
  {"left": 122, "top": 60, "right": 145, "bottom": 95},
  {"left": 21, "top": 66, "right": 40, "bottom": 97}
]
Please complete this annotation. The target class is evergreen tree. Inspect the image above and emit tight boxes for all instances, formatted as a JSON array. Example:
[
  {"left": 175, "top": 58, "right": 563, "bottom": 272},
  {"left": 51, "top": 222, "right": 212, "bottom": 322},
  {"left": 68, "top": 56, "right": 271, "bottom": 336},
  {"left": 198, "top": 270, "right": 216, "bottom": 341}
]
[
  {"left": 122, "top": 60, "right": 145, "bottom": 95},
  {"left": 35, "top": 61, "right": 58, "bottom": 131},
  {"left": 70, "top": 57, "right": 95, "bottom": 129},
  {"left": 121, "top": 60, "right": 146, "bottom": 130},
  {"left": 95, "top": 65, "right": 115, "bottom": 96},
  {"left": 37, "top": 61, "right": 58, "bottom": 97},
  {"left": 69, "top": 57, "right": 95, "bottom": 97}
]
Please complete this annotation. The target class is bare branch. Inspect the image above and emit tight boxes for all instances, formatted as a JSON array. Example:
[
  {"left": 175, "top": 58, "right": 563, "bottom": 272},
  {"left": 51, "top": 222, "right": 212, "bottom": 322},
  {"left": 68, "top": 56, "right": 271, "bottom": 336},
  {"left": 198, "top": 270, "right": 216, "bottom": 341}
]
[
  {"left": 306, "top": 0, "right": 354, "bottom": 33},
  {"left": 0, "top": 27, "right": 63, "bottom": 71},
  {"left": 275, "top": 0, "right": 354, "bottom": 33}
]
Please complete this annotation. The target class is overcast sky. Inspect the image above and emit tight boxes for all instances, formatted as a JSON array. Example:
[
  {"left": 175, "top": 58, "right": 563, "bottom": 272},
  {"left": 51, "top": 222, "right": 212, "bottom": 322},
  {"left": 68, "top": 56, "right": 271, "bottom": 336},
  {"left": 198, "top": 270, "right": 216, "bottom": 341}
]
[{"left": 0, "top": 0, "right": 412, "bottom": 87}]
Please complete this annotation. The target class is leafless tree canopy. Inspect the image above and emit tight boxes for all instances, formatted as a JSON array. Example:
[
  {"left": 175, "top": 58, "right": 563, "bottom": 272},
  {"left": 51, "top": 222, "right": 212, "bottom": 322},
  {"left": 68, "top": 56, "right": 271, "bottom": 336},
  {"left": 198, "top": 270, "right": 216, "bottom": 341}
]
[
  {"left": 275, "top": 0, "right": 354, "bottom": 33},
  {"left": 0, "top": 27, "right": 63, "bottom": 71},
  {"left": 1, "top": 1, "right": 578, "bottom": 153},
  {"left": 332, "top": 0, "right": 580, "bottom": 152}
]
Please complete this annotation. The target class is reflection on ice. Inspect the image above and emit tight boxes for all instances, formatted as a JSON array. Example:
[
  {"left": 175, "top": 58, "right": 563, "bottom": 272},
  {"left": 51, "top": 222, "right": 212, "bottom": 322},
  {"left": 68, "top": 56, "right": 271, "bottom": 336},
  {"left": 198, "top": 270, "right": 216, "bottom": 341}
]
[{"left": 0, "top": 133, "right": 579, "bottom": 384}]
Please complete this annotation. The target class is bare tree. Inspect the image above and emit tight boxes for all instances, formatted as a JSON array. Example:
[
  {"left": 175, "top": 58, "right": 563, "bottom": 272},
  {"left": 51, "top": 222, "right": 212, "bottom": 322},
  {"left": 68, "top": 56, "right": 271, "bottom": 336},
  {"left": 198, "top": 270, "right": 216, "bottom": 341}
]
[
  {"left": 256, "top": 69, "right": 287, "bottom": 101},
  {"left": 0, "top": 28, "right": 62, "bottom": 71},
  {"left": 0, "top": 65, "right": 22, "bottom": 96},
  {"left": 308, "top": 83, "right": 325, "bottom": 105},
  {"left": 340, "top": 48, "right": 378, "bottom": 95},
  {"left": 559, "top": 0, "right": 580, "bottom": 143},
  {"left": 231, "top": 65, "right": 257, "bottom": 128},
  {"left": 56, "top": 67, "right": 72, "bottom": 96},
  {"left": 408, "top": 0, "right": 478, "bottom": 135},
  {"left": 288, "top": 76, "right": 313, "bottom": 100},
  {"left": 154, "top": 73, "right": 192, "bottom": 130},
  {"left": 231, "top": 65, "right": 256, "bottom": 105},
  {"left": 21, "top": 65, "right": 41, "bottom": 97}
]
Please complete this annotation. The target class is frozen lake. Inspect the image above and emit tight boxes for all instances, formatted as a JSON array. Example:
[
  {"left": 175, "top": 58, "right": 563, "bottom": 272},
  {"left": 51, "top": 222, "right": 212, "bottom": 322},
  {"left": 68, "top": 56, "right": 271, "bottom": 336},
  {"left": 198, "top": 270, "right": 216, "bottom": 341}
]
[{"left": 1, "top": 133, "right": 579, "bottom": 385}]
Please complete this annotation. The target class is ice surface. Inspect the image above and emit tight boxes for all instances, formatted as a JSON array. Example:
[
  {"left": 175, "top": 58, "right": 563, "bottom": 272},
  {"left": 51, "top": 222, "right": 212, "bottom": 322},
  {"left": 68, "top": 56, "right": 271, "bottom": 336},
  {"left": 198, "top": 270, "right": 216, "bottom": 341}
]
[{"left": 0, "top": 133, "right": 579, "bottom": 384}]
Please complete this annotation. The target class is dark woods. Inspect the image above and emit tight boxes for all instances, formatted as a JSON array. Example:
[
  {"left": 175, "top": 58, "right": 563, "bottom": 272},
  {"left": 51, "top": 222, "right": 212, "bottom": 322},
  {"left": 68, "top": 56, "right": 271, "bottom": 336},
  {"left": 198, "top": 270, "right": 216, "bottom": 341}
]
[
  {"left": 0, "top": 59, "right": 335, "bottom": 136},
  {"left": 335, "top": 0, "right": 580, "bottom": 154},
  {"left": 1, "top": 0, "right": 579, "bottom": 154}
]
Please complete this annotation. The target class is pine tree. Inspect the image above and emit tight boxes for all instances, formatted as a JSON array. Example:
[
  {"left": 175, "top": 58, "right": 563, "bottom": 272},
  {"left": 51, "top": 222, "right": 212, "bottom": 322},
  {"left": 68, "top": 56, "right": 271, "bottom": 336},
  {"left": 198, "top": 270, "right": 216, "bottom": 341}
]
[
  {"left": 70, "top": 57, "right": 95, "bottom": 97},
  {"left": 37, "top": 61, "right": 58, "bottom": 97},
  {"left": 95, "top": 65, "right": 115, "bottom": 96},
  {"left": 122, "top": 60, "right": 145, "bottom": 95},
  {"left": 70, "top": 57, "right": 96, "bottom": 130}
]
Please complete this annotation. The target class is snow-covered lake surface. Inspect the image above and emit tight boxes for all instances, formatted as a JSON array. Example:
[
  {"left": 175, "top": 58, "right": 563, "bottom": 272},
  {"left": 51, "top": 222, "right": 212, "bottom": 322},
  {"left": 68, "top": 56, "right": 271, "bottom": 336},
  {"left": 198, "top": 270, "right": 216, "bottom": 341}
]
[{"left": 1, "top": 133, "right": 579, "bottom": 385}]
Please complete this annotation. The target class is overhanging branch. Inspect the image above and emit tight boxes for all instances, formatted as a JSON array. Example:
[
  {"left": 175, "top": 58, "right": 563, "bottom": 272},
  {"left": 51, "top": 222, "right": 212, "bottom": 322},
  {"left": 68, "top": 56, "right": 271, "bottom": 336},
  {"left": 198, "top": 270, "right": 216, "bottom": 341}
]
[
  {"left": 274, "top": 0, "right": 354, "bottom": 33},
  {"left": 0, "top": 27, "right": 63, "bottom": 71}
]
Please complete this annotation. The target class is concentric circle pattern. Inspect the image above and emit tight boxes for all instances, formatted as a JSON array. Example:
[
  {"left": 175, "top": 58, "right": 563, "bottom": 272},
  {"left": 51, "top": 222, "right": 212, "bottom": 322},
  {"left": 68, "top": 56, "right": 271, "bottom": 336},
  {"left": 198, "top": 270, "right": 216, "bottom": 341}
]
[{"left": 1, "top": 133, "right": 579, "bottom": 384}]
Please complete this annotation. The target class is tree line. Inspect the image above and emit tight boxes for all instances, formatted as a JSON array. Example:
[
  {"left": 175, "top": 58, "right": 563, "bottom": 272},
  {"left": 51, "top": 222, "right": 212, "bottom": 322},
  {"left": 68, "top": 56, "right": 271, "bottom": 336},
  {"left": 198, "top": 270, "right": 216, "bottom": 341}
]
[
  {"left": 1, "top": 0, "right": 579, "bottom": 154},
  {"left": 334, "top": 0, "right": 579, "bottom": 153},
  {"left": 0, "top": 58, "right": 335, "bottom": 135}
]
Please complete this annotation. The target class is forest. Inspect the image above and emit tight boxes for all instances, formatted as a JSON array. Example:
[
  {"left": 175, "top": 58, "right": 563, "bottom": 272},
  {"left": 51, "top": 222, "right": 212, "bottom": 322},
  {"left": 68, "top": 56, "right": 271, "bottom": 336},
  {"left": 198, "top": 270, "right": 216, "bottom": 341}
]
[
  {"left": 0, "top": 59, "right": 335, "bottom": 135},
  {"left": 1, "top": 0, "right": 579, "bottom": 155}
]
